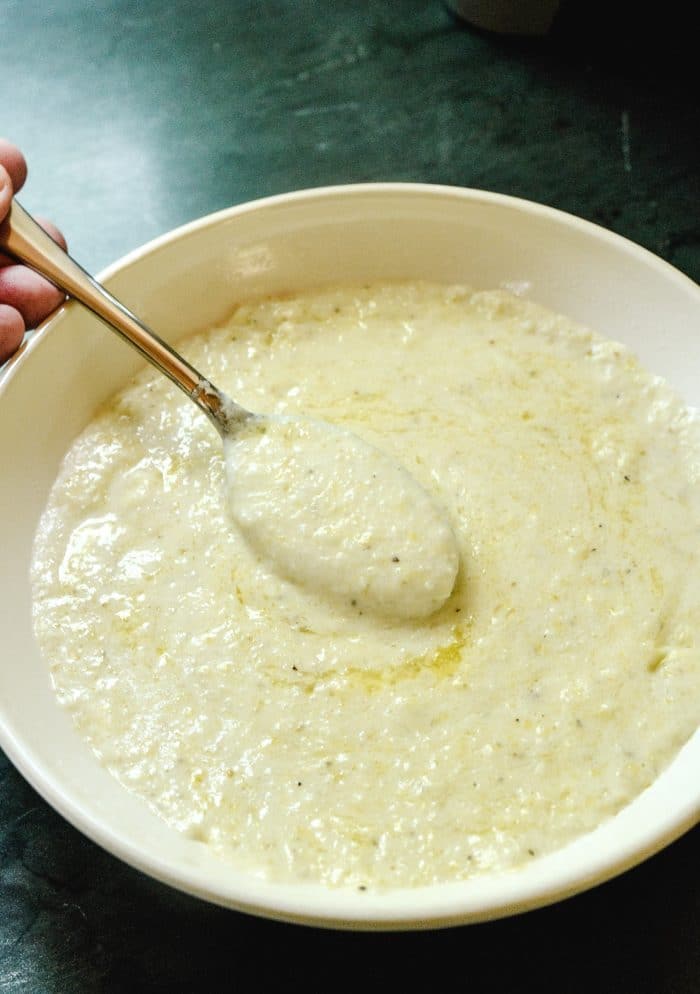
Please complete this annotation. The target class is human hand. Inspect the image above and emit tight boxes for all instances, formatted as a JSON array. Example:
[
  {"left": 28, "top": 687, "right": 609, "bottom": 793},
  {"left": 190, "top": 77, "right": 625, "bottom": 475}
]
[{"left": 0, "top": 138, "right": 66, "bottom": 364}]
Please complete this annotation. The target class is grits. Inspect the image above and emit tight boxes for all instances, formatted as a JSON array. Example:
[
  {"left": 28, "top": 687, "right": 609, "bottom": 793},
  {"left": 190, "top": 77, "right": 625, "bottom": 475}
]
[{"left": 31, "top": 282, "right": 700, "bottom": 889}]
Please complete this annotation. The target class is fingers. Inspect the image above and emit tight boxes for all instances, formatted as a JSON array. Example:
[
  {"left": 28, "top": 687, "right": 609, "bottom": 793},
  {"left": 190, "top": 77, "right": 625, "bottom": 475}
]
[
  {"left": 0, "top": 266, "right": 64, "bottom": 329},
  {"left": 0, "top": 304, "right": 25, "bottom": 364},
  {"left": 0, "top": 139, "right": 28, "bottom": 195},
  {"left": 0, "top": 139, "right": 67, "bottom": 363}
]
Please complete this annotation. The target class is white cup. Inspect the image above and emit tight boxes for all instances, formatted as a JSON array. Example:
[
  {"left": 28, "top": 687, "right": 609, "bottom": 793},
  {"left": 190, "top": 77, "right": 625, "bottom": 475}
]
[{"left": 447, "top": 0, "right": 561, "bottom": 35}]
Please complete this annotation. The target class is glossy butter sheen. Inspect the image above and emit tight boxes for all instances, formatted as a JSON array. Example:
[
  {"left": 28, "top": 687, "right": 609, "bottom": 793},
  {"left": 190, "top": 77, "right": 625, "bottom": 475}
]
[{"left": 31, "top": 282, "right": 700, "bottom": 889}]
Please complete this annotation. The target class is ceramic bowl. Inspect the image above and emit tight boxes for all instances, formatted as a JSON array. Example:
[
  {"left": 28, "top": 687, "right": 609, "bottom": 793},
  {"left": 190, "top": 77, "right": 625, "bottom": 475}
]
[{"left": 1, "top": 184, "right": 698, "bottom": 929}]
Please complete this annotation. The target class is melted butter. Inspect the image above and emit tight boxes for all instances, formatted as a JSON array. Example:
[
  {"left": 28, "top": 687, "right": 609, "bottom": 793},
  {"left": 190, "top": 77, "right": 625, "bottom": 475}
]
[
  {"left": 31, "top": 282, "right": 700, "bottom": 889},
  {"left": 350, "top": 625, "right": 469, "bottom": 693}
]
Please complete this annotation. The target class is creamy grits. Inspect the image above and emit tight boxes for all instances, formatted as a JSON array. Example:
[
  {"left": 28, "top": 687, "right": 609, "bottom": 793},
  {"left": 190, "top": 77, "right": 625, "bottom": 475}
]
[{"left": 31, "top": 282, "right": 700, "bottom": 889}]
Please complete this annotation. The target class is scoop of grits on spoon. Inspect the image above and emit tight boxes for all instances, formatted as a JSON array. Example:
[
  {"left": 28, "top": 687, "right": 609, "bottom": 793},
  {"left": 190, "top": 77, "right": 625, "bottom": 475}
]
[{"left": 0, "top": 200, "right": 459, "bottom": 619}]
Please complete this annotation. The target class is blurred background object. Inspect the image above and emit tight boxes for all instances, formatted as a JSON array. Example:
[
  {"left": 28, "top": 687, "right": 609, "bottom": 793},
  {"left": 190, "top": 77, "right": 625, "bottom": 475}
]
[{"left": 446, "top": 0, "right": 560, "bottom": 35}]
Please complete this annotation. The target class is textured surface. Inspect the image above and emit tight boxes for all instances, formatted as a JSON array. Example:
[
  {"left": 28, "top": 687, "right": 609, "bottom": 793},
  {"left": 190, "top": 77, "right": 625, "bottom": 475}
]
[
  {"left": 30, "top": 282, "right": 700, "bottom": 890},
  {"left": 1, "top": 0, "right": 698, "bottom": 989}
]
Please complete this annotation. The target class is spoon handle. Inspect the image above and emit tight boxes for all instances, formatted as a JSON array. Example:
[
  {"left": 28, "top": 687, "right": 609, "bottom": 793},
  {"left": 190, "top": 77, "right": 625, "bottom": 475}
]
[{"left": 0, "top": 200, "right": 232, "bottom": 432}]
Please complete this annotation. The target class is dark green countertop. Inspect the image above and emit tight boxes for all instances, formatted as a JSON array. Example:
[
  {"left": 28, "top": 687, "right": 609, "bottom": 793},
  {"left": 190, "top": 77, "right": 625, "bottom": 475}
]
[{"left": 2, "top": 2, "right": 698, "bottom": 990}]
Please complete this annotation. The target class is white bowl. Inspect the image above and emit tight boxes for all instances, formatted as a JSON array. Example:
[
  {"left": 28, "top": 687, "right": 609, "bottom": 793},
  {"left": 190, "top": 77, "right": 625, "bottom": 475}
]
[{"left": 1, "top": 184, "right": 698, "bottom": 929}]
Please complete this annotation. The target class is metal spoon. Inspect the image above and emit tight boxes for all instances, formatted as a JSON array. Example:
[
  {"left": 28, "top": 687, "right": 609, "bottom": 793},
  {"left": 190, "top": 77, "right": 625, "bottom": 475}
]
[
  {"left": 1, "top": 200, "right": 247, "bottom": 435},
  {"left": 0, "top": 201, "right": 459, "bottom": 619}
]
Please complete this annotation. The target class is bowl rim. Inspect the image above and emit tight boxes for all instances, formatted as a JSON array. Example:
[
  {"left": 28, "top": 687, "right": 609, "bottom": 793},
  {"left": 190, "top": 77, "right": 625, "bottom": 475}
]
[
  {"left": 4, "top": 180, "right": 699, "bottom": 384},
  {"left": 1, "top": 182, "right": 698, "bottom": 929}
]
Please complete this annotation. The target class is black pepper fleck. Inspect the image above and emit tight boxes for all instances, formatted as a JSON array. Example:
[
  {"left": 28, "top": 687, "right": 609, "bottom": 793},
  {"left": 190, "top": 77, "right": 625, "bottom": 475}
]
[{"left": 391, "top": 556, "right": 400, "bottom": 563}]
